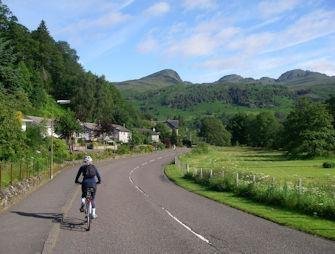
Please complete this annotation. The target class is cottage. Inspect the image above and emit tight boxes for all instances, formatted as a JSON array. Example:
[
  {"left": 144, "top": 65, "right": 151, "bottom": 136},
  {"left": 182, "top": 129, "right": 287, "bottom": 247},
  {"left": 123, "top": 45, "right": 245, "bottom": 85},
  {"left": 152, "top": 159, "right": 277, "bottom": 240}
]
[
  {"left": 111, "top": 124, "right": 131, "bottom": 143},
  {"left": 24, "top": 115, "right": 59, "bottom": 137},
  {"left": 76, "top": 122, "right": 100, "bottom": 142},
  {"left": 136, "top": 128, "right": 160, "bottom": 143},
  {"left": 166, "top": 119, "right": 179, "bottom": 136}
]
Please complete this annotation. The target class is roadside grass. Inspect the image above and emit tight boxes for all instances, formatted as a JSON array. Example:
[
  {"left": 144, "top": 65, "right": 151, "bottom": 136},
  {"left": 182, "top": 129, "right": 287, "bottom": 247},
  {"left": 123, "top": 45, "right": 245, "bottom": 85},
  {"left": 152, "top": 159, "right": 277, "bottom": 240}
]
[{"left": 165, "top": 165, "right": 335, "bottom": 240}]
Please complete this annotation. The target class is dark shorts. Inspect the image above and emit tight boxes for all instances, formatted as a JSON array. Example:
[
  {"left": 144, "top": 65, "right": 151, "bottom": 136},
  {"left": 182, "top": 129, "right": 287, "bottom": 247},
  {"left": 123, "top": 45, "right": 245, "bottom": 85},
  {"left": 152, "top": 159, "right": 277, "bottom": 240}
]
[{"left": 81, "top": 185, "right": 96, "bottom": 199}]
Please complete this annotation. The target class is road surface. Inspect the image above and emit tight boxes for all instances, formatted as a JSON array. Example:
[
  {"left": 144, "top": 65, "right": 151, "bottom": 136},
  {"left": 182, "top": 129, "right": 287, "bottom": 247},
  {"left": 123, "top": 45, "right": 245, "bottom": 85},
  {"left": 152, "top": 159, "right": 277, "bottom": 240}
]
[{"left": 0, "top": 150, "right": 335, "bottom": 253}]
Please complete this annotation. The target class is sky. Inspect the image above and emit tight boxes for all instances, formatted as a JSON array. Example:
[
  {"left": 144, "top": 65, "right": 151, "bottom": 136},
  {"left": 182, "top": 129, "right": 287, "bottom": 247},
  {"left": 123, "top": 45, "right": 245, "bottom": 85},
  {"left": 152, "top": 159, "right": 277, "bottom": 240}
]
[{"left": 4, "top": 0, "right": 335, "bottom": 83}]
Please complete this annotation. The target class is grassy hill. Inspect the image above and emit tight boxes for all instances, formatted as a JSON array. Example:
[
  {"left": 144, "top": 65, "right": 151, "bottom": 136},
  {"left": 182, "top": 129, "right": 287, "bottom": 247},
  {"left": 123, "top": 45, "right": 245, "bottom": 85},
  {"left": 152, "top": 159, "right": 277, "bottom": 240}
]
[{"left": 115, "top": 69, "right": 335, "bottom": 120}]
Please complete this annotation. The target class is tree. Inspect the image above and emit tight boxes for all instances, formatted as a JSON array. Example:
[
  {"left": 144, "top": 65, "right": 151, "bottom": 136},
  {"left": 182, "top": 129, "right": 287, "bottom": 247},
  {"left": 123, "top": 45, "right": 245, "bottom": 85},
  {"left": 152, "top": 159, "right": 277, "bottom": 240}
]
[
  {"left": 227, "top": 113, "right": 251, "bottom": 145},
  {"left": 0, "top": 92, "right": 26, "bottom": 160},
  {"left": 325, "top": 96, "right": 335, "bottom": 128},
  {"left": 283, "top": 98, "right": 335, "bottom": 157},
  {"left": 248, "top": 112, "right": 282, "bottom": 148},
  {"left": 199, "top": 117, "right": 231, "bottom": 146},
  {"left": 55, "top": 109, "right": 81, "bottom": 152}
]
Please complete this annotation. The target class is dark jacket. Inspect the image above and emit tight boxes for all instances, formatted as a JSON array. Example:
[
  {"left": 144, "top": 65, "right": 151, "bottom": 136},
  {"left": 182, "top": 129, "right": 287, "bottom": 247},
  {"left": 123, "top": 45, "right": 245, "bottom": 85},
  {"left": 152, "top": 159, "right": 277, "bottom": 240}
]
[{"left": 75, "top": 164, "right": 101, "bottom": 187}]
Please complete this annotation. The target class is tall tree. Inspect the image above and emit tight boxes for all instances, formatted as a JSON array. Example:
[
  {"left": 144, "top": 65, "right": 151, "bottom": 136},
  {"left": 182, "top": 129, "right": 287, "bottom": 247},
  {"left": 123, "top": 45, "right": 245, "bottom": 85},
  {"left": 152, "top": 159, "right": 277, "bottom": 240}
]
[
  {"left": 199, "top": 117, "right": 231, "bottom": 146},
  {"left": 283, "top": 98, "right": 335, "bottom": 157}
]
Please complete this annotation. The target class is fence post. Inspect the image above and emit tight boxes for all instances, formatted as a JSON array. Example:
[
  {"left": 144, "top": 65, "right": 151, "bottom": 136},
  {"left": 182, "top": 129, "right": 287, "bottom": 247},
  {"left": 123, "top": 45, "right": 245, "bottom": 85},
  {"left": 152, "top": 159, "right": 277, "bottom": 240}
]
[
  {"left": 186, "top": 164, "right": 189, "bottom": 173},
  {"left": 298, "top": 178, "right": 302, "bottom": 194},
  {"left": 210, "top": 169, "right": 213, "bottom": 178},
  {"left": 20, "top": 161, "right": 22, "bottom": 180},
  {"left": 10, "top": 163, "right": 13, "bottom": 185},
  {"left": 200, "top": 168, "right": 203, "bottom": 179},
  {"left": 0, "top": 164, "right": 2, "bottom": 189},
  {"left": 236, "top": 172, "right": 239, "bottom": 186}
]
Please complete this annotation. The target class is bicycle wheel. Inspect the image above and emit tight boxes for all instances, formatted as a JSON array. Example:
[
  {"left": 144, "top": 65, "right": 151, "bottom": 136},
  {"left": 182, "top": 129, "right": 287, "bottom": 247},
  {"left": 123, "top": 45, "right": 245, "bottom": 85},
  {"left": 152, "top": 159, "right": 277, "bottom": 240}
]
[{"left": 86, "top": 202, "right": 91, "bottom": 231}]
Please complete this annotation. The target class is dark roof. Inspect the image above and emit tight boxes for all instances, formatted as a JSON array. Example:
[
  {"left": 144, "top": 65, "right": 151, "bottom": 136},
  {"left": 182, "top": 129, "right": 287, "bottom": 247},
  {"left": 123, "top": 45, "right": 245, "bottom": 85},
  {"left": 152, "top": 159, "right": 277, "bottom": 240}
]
[
  {"left": 82, "top": 122, "right": 99, "bottom": 131},
  {"left": 166, "top": 119, "right": 179, "bottom": 129},
  {"left": 111, "top": 124, "right": 130, "bottom": 132},
  {"left": 136, "top": 128, "right": 159, "bottom": 135}
]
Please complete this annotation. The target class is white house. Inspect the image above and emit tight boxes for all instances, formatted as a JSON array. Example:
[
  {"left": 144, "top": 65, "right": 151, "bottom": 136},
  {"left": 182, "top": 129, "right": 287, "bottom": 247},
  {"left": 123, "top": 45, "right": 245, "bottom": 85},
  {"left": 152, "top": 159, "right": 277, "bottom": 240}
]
[
  {"left": 76, "top": 122, "right": 100, "bottom": 142},
  {"left": 23, "top": 115, "right": 59, "bottom": 137},
  {"left": 137, "top": 128, "right": 160, "bottom": 143},
  {"left": 111, "top": 124, "right": 131, "bottom": 143}
]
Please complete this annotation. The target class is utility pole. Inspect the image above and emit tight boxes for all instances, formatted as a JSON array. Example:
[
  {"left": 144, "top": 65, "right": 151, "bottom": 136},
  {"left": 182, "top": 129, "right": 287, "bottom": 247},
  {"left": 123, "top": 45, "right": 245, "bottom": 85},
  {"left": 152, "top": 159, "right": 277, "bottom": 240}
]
[{"left": 50, "top": 99, "right": 71, "bottom": 179}]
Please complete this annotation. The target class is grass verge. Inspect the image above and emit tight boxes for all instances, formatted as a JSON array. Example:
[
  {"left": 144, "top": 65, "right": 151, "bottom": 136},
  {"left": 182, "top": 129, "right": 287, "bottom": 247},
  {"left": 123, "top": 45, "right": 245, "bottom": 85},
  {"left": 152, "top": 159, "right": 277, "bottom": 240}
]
[{"left": 165, "top": 164, "right": 335, "bottom": 241}]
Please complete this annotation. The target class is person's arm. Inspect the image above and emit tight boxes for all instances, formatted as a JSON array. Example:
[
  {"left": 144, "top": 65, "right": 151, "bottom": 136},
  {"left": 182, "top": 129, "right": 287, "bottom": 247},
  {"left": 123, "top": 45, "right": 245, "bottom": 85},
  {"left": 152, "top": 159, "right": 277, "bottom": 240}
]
[
  {"left": 75, "top": 166, "right": 83, "bottom": 183},
  {"left": 95, "top": 167, "right": 101, "bottom": 184}
]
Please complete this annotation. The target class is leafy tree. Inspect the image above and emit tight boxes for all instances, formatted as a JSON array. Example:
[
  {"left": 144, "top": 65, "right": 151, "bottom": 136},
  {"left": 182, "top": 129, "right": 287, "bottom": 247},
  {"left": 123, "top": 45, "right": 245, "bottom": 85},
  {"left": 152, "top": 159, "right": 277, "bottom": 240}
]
[
  {"left": 283, "top": 98, "right": 335, "bottom": 157},
  {"left": 55, "top": 109, "right": 81, "bottom": 152},
  {"left": 199, "top": 117, "right": 231, "bottom": 146},
  {"left": 249, "top": 112, "right": 282, "bottom": 148},
  {"left": 0, "top": 92, "right": 26, "bottom": 160},
  {"left": 325, "top": 96, "right": 335, "bottom": 128},
  {"left": 227, "top": 113, "right": 251, "bottom": 145}
]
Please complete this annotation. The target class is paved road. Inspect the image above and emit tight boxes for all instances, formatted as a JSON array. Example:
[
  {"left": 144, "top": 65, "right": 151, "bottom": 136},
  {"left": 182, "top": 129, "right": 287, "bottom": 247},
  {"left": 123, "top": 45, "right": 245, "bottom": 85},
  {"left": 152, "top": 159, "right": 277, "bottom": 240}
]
[{"left": 1, "top": 150, "right": 335, "bottom": 254}]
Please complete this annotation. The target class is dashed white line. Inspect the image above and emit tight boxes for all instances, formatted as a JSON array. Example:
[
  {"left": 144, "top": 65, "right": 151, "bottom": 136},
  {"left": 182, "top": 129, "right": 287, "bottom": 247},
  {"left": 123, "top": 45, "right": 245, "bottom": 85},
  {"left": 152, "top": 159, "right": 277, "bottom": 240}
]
[
  {"left": 150, "top": 159, "right": 155, "bottom": 163},
  {"left": 128, "top": 160, "right": 212, "bottom": 246},
  {"left": 142, "top": 162, "right": 147, "bottom": 166}
]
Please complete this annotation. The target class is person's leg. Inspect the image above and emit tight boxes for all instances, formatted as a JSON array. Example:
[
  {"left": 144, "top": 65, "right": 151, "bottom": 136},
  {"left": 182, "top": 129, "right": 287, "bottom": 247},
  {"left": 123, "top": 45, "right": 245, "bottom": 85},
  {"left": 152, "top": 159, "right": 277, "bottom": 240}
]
[
  {"left": 80, "top": 185, "right": 86, "bottom": 212},
  {"left": 91, "top": 187, "right": 97, "bottom": 218}
]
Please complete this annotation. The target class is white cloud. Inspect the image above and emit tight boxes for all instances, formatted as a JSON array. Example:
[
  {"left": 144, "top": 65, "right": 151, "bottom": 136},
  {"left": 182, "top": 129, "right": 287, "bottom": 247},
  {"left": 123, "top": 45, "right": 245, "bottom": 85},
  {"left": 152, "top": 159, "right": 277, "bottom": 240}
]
[
  {"left": 167, "top": 33, "right": 218, "bottom": 56},
  {"left": 259, "top": 0, "right": 301, "bottom": 17},
  {"left": 299, "top": 59, "right": 335, "bottom": 76},
  {"left": 145, "top": 2, "right": 170, "bottom": 16},
  {"left": 263, "top": 10, "right": 335, "bottom": 53},
  {"left": 59, "top": 11, "right": 130, "bottom": 34},
  {"left": 137, "top": 36, "right": 158, "bottom": 53},
  {"left": 182, "top": 0, "right": 217, "bottom": 10}
]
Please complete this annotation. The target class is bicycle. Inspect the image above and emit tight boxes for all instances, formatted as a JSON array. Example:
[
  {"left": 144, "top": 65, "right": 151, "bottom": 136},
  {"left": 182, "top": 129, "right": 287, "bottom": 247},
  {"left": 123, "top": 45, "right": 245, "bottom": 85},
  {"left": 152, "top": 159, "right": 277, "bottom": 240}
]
[{"left": 84, "top": 187, "right": 95, "bottom": 231}]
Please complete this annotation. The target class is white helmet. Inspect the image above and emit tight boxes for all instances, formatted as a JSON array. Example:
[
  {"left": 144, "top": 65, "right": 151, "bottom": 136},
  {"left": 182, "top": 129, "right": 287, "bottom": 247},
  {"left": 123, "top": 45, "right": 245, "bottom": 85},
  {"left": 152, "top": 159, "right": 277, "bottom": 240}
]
[{"left": 83, "top": 155, "right": 93, "bottom": 165}]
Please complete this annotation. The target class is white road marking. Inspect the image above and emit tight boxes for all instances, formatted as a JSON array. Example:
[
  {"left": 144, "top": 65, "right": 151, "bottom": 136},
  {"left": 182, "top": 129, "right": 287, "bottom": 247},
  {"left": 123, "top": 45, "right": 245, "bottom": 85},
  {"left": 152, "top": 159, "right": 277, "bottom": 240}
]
[
  {"left": 150, "top": 159, "right": 155, "bottom": 163},
  {"left": 164, "top": 209, "right": 211, "bottom": 244},
  {"left": 142, "top": 162, "right": 147, "bottom": 166},
  {"left": 158, "top": 157, "right": 162, "bottom": 160},
  {"left": 128, "top": 160, "right": 212, "bottom": 246}
]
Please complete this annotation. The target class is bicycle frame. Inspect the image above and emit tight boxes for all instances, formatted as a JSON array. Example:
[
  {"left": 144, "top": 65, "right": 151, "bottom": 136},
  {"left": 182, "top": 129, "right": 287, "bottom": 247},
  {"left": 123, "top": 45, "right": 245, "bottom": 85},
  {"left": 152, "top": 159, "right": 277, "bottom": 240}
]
[{"left": 84, "top": 187, "right": 94, "bottom": 231}]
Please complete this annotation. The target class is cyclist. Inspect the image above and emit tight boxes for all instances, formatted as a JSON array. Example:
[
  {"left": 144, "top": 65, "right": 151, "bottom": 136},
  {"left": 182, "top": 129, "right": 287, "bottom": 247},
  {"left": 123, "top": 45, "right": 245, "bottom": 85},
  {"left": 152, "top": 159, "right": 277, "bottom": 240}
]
[{"left": 75, "top": 155, "right": 101, "bottom": 219}]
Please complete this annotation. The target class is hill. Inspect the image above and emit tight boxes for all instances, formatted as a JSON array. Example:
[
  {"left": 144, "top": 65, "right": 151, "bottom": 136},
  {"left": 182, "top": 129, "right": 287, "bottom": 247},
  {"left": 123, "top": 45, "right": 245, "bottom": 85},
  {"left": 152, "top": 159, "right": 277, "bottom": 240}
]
[
  {"left": 113, "top": 69, "right": 184, "bottom": 97},
  {"left": 115, "top": 69, "right": 335, "bottom": 120}
]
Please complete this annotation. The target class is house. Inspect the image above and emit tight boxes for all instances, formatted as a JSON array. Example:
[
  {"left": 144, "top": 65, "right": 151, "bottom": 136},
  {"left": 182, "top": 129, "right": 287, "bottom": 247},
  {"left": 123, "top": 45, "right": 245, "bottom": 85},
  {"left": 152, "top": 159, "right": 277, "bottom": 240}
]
[
  {"left": 23, "top": 115, "right": 59, "bottom": 137},
  {"left": 136, "top": 128, "right": 160, "bottom": 143},
  {"left": 76, "top": 122, "right": 100, "bottom": 142},
  {"left": 111, "top": 124, "right": 131, "bottom": 143},
  {"left": 21, "top": 118, "right": 33, "bottom": 132},
  {"left": 166, "top": 119, "right": 179, "bottom": 136}
]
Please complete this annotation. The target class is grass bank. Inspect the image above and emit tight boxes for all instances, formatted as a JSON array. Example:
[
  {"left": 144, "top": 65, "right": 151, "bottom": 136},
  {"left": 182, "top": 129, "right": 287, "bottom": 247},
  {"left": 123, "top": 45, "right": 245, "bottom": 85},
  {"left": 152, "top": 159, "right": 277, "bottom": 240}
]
[{"left": 165, "top": 164, "right": 335, "bottom": 240}]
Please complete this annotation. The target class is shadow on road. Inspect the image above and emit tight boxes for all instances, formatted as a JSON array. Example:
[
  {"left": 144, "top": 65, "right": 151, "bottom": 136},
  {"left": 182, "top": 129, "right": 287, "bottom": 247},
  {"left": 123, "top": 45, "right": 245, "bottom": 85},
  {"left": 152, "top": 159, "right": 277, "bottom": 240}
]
[{"left": 11, "top": 211, "right": 88, "bottom": 232}]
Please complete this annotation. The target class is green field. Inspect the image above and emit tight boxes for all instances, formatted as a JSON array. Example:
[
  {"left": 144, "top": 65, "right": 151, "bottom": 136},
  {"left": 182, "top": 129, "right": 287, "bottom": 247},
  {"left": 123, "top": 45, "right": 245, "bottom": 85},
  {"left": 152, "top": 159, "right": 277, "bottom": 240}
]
[
  {"left": 175, "top": 146, "right": 335, "bottom": 222},
  {"left": 180, "top": 146, "right": 335, "bottom": 186}
]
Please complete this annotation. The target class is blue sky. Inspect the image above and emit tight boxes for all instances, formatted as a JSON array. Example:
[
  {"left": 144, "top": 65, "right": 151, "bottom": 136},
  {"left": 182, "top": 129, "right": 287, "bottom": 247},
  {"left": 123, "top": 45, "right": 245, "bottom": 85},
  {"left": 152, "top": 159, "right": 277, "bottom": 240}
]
[{"left": 4, "top": 0, "right": 335, "bottom": 83}]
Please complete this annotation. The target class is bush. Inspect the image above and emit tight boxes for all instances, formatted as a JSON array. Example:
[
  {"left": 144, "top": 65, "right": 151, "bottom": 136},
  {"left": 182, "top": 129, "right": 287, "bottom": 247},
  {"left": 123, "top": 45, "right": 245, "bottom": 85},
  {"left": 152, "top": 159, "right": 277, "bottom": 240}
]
[
  {"left": 116, "top": 144, "right": 130, "bottom": 155},
  {"left": 133, "top": 145, "right": 154, "bottom": 153},
  {"left": 192, "top": 143, "right": 209, "bottom": 154},
  {"left": 323, "top": 162, "right": 335, "bottom": 168}
]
